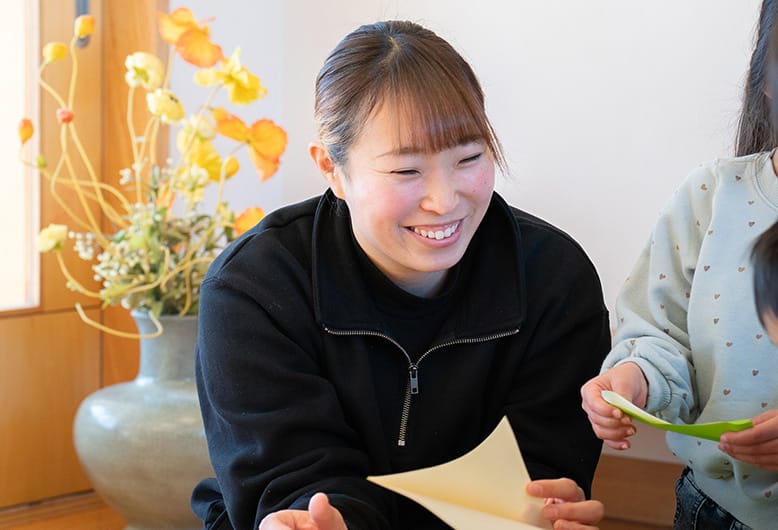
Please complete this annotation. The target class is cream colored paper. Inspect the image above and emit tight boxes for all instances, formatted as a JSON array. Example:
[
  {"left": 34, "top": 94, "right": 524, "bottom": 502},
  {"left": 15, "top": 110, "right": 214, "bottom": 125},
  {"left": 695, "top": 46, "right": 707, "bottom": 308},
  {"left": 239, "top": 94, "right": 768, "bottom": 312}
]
[{"left": 368, "top": 417, "right": 551, "bottom": 529}]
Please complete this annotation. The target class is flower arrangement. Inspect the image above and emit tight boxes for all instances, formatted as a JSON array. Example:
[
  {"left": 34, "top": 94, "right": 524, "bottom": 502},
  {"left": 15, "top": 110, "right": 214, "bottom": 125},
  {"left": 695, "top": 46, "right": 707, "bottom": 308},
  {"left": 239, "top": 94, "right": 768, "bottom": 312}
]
[{"left": 18, "top": 8, "right": 286, "bottom": 337}]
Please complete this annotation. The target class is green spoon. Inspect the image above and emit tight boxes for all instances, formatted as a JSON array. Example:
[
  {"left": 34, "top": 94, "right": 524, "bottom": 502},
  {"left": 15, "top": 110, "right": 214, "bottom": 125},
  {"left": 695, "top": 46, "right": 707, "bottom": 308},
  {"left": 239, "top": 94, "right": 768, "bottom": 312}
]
[{"left": 601, "top": 390, "right": 753, "bottom": 442}]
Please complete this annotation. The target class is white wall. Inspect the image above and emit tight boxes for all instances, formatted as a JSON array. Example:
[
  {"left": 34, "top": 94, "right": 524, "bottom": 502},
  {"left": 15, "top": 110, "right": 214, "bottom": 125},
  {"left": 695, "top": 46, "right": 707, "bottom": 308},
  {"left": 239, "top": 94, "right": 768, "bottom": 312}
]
[{"left": 172, "top": 0, "right": 763, "bottom": 462}]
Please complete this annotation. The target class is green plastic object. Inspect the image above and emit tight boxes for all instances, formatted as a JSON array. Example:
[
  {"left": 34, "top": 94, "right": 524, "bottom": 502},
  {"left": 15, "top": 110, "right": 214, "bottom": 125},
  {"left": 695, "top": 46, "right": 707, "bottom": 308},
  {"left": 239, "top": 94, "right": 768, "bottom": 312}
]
[{"left": 601, "top": 390, "right": 753, "bottom": 442}]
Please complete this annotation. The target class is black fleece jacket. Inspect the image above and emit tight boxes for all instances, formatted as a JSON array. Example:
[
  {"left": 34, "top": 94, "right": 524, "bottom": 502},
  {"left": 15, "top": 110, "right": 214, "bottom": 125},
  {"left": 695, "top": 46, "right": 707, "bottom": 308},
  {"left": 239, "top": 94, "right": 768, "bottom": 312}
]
[{"left": 192, "top": 191, "right": 610, "bottom": 530}]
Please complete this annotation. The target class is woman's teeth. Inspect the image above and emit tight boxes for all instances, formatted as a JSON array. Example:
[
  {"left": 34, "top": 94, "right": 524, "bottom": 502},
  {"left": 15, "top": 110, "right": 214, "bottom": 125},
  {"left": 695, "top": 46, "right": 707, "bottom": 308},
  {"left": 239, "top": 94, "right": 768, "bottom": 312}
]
[{"left": 413, "top": 222, "right": 459, "bottom": 240}]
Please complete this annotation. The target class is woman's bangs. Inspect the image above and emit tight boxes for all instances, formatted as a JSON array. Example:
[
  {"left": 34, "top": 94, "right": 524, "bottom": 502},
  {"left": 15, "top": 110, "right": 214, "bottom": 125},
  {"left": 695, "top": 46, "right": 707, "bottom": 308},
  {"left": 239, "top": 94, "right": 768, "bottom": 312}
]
[{"left": 388, "top": 76, "right": 487, "bottom": 153}]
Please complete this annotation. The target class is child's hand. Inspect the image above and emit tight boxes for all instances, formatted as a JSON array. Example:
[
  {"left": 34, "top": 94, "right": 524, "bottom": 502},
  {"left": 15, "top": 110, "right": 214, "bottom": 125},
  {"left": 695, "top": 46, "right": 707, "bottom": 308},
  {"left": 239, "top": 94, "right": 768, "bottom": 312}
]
[
  {"left": 719, "top": 410, "right": 778, "bottom": 471},
  {"left": 580, "top": 362, "right": 648, "bottom": 450}
]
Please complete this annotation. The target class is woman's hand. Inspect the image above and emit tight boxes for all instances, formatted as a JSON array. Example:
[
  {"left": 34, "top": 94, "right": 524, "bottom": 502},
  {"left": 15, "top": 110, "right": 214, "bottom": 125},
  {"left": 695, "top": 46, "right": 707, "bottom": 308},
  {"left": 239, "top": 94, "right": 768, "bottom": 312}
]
[
  {"left": 258, "top": 493, "right": 346, "bottom": 530},
  {"left": 580, "top": 362, "right": 648, "bottom": 450},
  {"left": 719, "top": 410, "right": 778, "bottom": 471},
  {"left": 526, "top": 478, "right": 604, "bottom": 529}
]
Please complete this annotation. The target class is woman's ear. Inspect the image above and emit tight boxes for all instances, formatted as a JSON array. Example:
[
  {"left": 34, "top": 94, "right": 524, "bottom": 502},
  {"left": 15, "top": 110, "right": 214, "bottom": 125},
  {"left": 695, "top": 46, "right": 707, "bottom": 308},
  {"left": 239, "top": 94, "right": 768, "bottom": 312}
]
[{"left": 309, "top": 141, "right": 345, "bottom": 199}]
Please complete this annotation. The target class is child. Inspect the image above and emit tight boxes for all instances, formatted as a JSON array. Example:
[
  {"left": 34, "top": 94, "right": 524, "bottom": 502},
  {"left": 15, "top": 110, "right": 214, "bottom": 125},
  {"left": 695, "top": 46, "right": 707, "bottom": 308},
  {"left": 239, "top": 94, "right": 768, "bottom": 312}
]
[
  {"left": 581, "top": 2, "right": 778, "bottom": 528},
  {"left": 751, "top": 220, "right": 778, "bottom": 345}
]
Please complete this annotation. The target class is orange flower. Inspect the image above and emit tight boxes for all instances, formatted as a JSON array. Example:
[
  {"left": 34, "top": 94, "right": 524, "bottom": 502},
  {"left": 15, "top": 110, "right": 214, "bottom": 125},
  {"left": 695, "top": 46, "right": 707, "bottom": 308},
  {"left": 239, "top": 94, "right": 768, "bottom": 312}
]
[
  {"left": 157, "top": 8, "right": 223, "bottom": 68},
  {"left": 211, "top": 108, "right": 286, "bottom": 181},
  {"left": 18, "top": 118, "right": 34, "bottom": 144},
  {"left": 234, "top": 207, "right": 265, "bottom": 236}
]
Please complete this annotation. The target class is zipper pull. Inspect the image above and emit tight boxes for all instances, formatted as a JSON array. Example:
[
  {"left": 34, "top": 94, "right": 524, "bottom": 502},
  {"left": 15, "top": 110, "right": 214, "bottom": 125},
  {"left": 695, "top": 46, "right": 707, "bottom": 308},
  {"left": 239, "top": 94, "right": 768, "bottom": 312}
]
[{"left": 409, "top": 365, "right": 419, "bottom": 394}]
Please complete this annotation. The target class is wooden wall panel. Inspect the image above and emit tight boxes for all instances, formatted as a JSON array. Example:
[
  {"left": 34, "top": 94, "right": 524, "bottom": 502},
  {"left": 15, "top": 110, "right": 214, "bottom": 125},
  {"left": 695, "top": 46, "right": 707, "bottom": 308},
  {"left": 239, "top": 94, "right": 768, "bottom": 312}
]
[
  {"left": 0, "top": 310, "right": 100, "bottom": 508},
  {"left": 101, "top": 0, "right": 168, "bottom": 385}
]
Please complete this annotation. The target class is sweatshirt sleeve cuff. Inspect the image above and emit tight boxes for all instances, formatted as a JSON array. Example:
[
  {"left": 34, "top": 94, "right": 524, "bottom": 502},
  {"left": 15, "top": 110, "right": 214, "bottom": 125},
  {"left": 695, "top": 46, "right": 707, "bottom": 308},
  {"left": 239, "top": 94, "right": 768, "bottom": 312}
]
[{"left": 610, "top": 357, "right": 672, "bottom": 414}]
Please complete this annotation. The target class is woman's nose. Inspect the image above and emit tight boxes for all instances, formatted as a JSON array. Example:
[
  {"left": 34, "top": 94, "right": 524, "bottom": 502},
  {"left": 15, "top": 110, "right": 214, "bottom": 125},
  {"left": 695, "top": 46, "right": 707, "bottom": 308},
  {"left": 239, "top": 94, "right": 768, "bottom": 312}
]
[{"left": 419, "top": 171, "right": 458, "bottom": 214}]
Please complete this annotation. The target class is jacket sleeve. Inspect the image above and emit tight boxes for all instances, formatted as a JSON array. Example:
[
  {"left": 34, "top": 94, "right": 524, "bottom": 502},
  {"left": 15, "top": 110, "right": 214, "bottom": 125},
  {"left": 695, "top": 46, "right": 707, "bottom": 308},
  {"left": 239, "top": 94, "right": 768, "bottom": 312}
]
[
  {"left": 193, "top": 245, "right": 398, "bottom": 530},
  {"left": 504, "top": 225, "right": 611, "bottom": 498},
  {"left": 602, "top": 164, "right": 716, "bottom": 422}
]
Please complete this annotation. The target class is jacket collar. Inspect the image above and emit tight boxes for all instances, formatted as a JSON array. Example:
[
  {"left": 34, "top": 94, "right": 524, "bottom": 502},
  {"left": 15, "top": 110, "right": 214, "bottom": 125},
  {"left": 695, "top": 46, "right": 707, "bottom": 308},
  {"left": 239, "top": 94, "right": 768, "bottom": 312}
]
[{"left": 312, "top": 190, "right": 525, "bottom": 339}]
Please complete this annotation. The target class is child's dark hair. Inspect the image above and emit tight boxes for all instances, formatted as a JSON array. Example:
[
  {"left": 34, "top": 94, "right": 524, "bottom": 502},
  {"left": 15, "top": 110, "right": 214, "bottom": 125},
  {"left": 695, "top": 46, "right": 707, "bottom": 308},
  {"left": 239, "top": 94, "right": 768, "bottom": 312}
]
[
  {"left": 736, "top": 0, "right": 778, "bottom": 156},
  {"left": 752, "top": 220, "right": 778, "bottom": 324}
]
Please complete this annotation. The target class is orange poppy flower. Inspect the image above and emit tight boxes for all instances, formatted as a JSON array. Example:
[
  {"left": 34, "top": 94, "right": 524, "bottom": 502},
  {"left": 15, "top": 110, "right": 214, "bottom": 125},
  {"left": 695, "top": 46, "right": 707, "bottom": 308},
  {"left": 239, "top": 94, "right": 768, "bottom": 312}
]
[
  {"left": 234, "top": 207, "right": 265, "bottom": 236},
  {"left": 157, "top": 8, "right": 223, "bottom": 68},
  {"left": 211, "top": 108, "right": 286, "bottom": 181}
]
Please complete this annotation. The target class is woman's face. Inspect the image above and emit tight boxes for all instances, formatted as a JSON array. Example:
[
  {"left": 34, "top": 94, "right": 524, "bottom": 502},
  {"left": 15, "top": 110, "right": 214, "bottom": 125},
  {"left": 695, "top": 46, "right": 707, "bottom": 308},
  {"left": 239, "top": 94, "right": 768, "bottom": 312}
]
[{"left": 324, "top": 103, "right": 495, "bottom": 297}]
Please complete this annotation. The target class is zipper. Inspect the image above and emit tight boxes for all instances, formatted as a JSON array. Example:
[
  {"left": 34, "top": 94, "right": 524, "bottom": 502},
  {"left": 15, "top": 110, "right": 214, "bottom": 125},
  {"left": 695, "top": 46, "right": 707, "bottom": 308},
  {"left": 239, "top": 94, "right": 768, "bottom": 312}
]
[{"left": 324, "top": 326, "right": 520, "bottom": 447}]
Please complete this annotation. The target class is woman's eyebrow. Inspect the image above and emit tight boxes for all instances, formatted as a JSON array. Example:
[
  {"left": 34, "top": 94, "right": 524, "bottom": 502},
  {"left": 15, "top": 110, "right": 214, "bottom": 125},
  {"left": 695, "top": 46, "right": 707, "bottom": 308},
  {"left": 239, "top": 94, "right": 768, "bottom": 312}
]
[
  {"left": 377, "top": 138, "right": 483, "bottom": 159},
  {"left": 376, "top": 146, "right": 424, "bottom": 158}
]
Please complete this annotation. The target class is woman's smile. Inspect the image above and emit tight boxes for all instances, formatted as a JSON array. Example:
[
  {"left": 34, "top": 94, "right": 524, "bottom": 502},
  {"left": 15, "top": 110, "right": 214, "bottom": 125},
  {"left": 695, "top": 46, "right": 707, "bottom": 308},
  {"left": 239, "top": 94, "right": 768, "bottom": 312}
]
[{"left": 410, "top": 220, "right": 461, "bottom": 241}]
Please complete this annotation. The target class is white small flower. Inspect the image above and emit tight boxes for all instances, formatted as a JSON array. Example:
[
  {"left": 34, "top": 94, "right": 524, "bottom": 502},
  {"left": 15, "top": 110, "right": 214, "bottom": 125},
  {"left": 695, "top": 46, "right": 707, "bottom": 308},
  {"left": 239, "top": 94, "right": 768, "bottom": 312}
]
[
  {"left": 146, "top": 89, "right": 185, "bottom": 124},
  {"left": 37, "top": 224, "right": 68, "bottom": 252},
  {"left": 124, "top": 52, "right": 165, "bottom": 90}
]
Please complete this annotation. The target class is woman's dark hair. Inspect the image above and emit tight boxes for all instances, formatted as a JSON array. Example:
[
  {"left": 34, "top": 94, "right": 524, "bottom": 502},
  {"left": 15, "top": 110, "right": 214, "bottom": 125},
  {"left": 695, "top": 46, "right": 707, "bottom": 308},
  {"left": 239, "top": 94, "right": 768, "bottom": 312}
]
[
  {"left": 313, "top": 20, "right": 505, "bottom": 171},
  {"left": 752, "top": 220, "right": 778, "bottom": 324},
  {"left": 736, "top": 0, "right": 778, "bottom": 156}
]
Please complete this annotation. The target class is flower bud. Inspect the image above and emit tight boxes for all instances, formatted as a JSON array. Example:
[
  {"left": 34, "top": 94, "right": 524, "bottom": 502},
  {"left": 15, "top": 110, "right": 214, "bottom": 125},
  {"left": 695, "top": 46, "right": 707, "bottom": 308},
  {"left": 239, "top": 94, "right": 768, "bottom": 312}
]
[
  {"left": 56, "top": 108, "right": 74, "bottom": 124},
  {"left": 74, "top": 15, "right": 96, "bottom": 39},
  {"left": 37, "top": 224, "right": 68, "bottom": 253},
  {"left": 36, "top": 155, "right": 47, "bottom": 169},
  {"left": 18, "top": 118, "right": 34, "bottom": 144},
  {"left": 42, "top": 42, "right": 68, "bottom": 64},
  {"left": 222, "top": 156, "right": 239, "bottom": 179}
]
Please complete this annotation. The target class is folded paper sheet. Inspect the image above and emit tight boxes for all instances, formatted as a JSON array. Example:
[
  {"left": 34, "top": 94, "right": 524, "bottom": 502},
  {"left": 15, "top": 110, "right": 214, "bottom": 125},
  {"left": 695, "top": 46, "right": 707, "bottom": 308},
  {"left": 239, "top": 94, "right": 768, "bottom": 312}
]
[
  {"left": 367, "top": 417, "right": 550, "bottom": 529},
  {"left": 601, "top": 390, "right": 752, "bottom": 441}
]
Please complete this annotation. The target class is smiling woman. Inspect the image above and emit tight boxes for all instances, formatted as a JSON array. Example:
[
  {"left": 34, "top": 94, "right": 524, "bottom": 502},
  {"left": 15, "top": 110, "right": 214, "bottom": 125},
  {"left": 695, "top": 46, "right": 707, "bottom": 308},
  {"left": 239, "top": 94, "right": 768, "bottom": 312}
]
[{"left": 1, "top": 0, "right": 38, "bottom": 311}]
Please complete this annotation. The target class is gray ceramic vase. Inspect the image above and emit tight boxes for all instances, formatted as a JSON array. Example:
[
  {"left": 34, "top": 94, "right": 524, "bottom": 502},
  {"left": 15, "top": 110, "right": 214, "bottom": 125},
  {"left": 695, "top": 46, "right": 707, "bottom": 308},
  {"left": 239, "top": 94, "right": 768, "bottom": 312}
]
[{"left": 73, "top": 311, "right": 213, "bottom": 530}]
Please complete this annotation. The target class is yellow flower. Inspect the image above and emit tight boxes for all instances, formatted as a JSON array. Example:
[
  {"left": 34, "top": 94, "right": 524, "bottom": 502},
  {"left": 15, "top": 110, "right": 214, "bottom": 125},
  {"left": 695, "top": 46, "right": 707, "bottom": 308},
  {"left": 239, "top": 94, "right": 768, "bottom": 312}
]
[
  {"left": 195, "top": 48, "right": 266, "bottom": 105},
  {"left": 234, "top": 207, "right": 265, "bottom": 236},
  {"left": 42, "top": 42, "right": 67, "bottom": 64},
  {"left": 18, "top": 118, "right": 33, "bottom": 144},
  {"left": 146, "top": 89, "right": 185, "bottom": 124},
  {"left": 74, "top": 15, "right": 96, "bottom": 39},
  {"left": 185, "top": 141, "right": 223, "bottom": 182},
  {"left": 37, "top": 224, "right": 68, "bottom": 252},
  {"left": 125, "top": 52, "right": 165, "bottom": 90}
]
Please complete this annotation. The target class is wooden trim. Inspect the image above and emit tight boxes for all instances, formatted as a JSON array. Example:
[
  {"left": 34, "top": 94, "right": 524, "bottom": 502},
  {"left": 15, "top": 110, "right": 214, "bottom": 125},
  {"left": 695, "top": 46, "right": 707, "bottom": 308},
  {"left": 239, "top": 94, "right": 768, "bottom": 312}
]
[
  {"left": 0, "top": 491, "right": 103, "bottom": 527},
  {"left": 593, "top": 454, "right": 683, "bottom": 526}
]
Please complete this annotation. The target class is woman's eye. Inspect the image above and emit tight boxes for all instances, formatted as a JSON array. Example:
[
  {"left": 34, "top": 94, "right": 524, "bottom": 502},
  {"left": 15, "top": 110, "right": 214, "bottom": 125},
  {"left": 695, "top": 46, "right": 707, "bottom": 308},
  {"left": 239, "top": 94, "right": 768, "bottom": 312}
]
[
  {"left": 460, "top": 153, "right": 482, "bottom": 164},
  {"left": 392, "top": 169, "right": 419, "bottom": 176}
]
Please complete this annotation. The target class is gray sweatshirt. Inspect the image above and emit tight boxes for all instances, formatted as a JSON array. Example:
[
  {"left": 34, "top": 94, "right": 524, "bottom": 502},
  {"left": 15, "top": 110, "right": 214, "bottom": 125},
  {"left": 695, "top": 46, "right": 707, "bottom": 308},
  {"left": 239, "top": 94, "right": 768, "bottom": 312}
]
[{"left": 603, "top": 151, "right": 778, "bottom": 529}]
